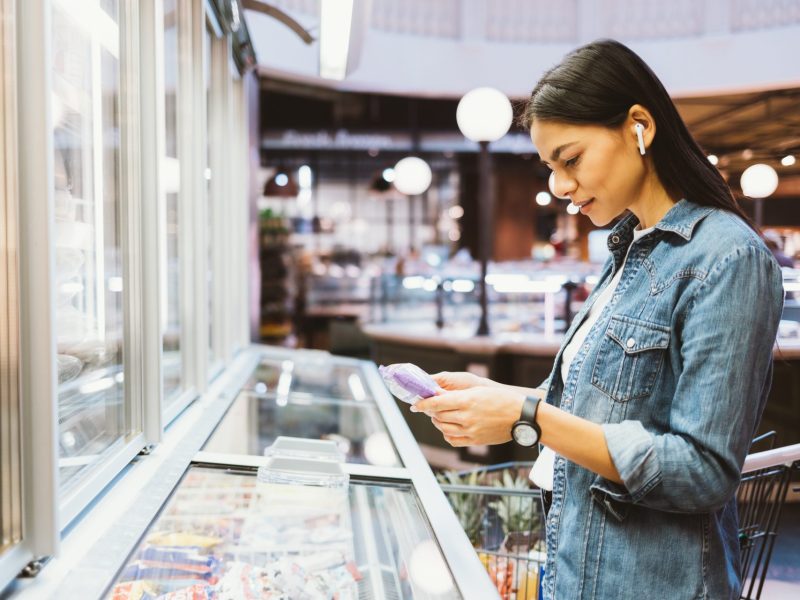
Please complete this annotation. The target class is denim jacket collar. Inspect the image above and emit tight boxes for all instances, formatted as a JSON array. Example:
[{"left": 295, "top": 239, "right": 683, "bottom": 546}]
[{"left": 607, "top": 199, "right": 714, "bottom": 251}]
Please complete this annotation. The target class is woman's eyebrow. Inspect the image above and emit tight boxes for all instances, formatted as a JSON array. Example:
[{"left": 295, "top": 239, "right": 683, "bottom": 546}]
[
  {"left": 550, "top": 141, "right": 578, "bottom": 161},
  {"left": 539, "top": 141, "right": 579, "bottom": 165}
]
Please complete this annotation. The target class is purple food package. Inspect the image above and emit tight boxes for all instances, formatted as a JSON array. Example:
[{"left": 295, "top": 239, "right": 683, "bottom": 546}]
[{"left": 379, "top": 363, "right": 441, "bottom": 404}]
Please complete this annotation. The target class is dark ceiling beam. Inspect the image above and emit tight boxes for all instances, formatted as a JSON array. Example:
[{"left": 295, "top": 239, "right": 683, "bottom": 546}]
[
  {"left": 687, "top": 90, "right": 800, "bottom": 134},
  {"left": 686, "top": 92, "right": 777, "bottom": 133}
]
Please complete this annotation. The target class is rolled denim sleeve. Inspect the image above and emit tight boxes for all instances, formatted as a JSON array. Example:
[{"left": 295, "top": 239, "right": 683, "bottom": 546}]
[
  {"left": 537, "top": 373, "right": 553, "bottom": 393},
  {"left": 592, "top": 244, "right": 784, "bottom": 514}
]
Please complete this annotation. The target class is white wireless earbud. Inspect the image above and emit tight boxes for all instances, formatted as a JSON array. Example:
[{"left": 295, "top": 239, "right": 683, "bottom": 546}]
[{"left": 635, "top": 123, "right": 646, "bottom": 156}]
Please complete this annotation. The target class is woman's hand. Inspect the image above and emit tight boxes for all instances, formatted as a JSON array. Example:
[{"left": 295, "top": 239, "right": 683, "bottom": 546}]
[
  {"left": 412, "top": 385, "right": 525, "bottom": 447},
  {"left": 431, "top": 371, "right": 498, "bottom": 392}
]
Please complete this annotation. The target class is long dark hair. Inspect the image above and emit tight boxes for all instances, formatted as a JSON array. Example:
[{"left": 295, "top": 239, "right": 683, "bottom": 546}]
[{"left": 521, "top": 39, "right": 757, "bottom": 231}]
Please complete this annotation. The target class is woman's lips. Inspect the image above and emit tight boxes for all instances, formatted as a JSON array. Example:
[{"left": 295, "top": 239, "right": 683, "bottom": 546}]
[{"left": 572, "top": 198, "right": 595, "bottom": 214}]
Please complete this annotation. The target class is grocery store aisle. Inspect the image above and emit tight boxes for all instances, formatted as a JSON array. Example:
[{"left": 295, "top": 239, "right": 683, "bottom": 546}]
[{"left": 761, "top": 501, "right": 800, "bottom": 599}]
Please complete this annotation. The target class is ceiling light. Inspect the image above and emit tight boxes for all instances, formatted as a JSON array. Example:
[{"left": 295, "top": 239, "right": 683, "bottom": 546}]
[
  {"left": 456, "top": 87, "right": 513, "bottom": 143},
  {"left": 566, "top": 203, "right": 580, "bottom": 215},
  {"left": 707, "top": 154, "right": 719, "bottom": 165},
  {"left": 536, "top": 191, "right": 552, "bottom": 206},
  {"left": 740, "top": 164, "right": 779, "bottom": 198},
  {"left": 264, "top": 170, "right": 298, "bottom": 197},
  {"left": 393, "top": 157, "right": 432, "bottom": 196},
  {"left": 382, "top": 168, "right": 395, "bottom": 182},
  {"left": 319, "top": 0, "right": 369, "bottom": 80},
  {"left": 298, "top": 165, "right": 312, "bottom": 188},
  {"left": 782, "top": 155, "right": 796, "bottom": 167},
  {"left": 742, "top": 149, "right": 754, "bottom": 160}
]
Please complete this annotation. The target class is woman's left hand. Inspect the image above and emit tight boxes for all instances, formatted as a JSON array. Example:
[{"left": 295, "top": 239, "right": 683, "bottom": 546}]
[{"left": 412, "top": 386, "right": 525, "bottom": 447}]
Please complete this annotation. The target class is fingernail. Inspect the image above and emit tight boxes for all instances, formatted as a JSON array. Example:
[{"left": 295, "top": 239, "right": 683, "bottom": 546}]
[{"left": 410, "top": 406, "right": 419, "bottom": 412}]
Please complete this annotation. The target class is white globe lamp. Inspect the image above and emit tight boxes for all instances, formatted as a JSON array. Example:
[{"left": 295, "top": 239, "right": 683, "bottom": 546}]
[
  {"left": 456, "top": 87, "right": 513, "bottom": 142},
  {"left": 456, "top": 87, "right": 512, "bottom": 337},
  {"left": 740, "top": 164, "right": 779, "bottom": 199},
  {"left": 393, "top": 156, "right": 432, "bottom": 254},
  {"left": 393, "top": 157, "right": 432, "bottom": 196}
]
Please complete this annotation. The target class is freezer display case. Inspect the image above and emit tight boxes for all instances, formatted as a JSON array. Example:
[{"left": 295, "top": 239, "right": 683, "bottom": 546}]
[
  {"left": 100, "top": 346, "right": 497, "bottom": 599},
  {"left": 106, "top": 465, "right": 460, "bottom": 599}
]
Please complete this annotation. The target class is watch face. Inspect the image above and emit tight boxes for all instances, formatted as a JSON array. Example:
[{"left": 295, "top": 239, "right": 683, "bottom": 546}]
[{"left": 513, "top": 423, "right": 538, "bottom": 446}]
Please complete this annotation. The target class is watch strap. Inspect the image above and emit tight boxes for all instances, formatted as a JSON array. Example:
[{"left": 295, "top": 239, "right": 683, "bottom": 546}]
[{"left": 520, "top": 395, "right": 541, "bottom": 427}]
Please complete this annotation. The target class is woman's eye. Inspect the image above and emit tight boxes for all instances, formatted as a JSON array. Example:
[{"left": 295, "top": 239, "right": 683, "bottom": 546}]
[{"left": 564, "top": 155, "right": 580, "bottom": 168}]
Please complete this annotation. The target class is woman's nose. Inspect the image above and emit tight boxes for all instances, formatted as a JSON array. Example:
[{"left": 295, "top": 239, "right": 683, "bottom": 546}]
[{"left": 550, "top": 170, "right": 577, "bottom": 200}]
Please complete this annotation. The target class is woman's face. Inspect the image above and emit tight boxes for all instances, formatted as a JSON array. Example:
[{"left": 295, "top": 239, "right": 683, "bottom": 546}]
[{"left": 530, "top": 119, "right": 647, "bottom": 227}]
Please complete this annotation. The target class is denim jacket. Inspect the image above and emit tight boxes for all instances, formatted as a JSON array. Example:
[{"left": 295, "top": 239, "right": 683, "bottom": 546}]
[{"left": 538, "top": 200, "right": 784, "bottom": 600}]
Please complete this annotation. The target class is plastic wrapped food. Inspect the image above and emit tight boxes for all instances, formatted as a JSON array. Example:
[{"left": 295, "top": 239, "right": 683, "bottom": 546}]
[
  {"left": 215, "top": 563, "right": 273, "bottom": 600},
  {"left": 119, "top": 560, "right": 219, "bottom": 584},
  {"left": 154, "top": 584, "right": 213, "bottom": 600},
  {"left": 110, "top": 581, "right": 158, "bottom": 600},
  {"left": 137, "top": 546, "right": 219, "bottom": 569},
  {"left": 378, "top": 363, "right": 441, "bottom": 404},
  {"left": 146, "top": 532, "right": 222, "bottom": 549},
  {"left": 57, "top": 353, "right": 83, "bottom": 384}
]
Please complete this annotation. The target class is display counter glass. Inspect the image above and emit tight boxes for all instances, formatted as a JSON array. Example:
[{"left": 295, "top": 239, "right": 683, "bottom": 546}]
[
  {"left": 106, "top": 465, "right": 459, "bottom": 599},
  {"left": 204, "top": 391, "right": 402, "bottom": 467},
  {"left": 241, "top": 353, "right": 374, "bottom": 403}
]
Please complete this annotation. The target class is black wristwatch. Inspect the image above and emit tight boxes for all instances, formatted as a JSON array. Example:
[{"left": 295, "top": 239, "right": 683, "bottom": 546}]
[{"left": 512, "top": 396, "right": 542, "bottom": 447}]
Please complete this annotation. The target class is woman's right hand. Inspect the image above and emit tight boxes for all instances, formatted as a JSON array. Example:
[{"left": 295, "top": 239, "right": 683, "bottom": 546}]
[{"left": 431, "top": 371, "right": 498, "bottom": 392}]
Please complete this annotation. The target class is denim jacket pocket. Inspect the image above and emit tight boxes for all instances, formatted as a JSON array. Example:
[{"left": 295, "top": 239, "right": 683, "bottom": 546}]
[{"left": 591, "top": 315, "right": 670, "bottom": 402}]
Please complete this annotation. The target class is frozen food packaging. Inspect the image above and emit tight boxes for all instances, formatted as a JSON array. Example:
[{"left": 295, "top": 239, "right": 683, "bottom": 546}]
[{"left": 378, "top": 363, "right": 441, "bottom": 404}]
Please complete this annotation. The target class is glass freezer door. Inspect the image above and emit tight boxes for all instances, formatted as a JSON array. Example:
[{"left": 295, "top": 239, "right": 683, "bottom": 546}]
[
  {"left": 51, "top": 0, "right": 129, "bottom": 494},
  {"left": 106, "top": 465, "right": 460, "bottom": 599},
  {"left": 203, "top": 391, "right": 402, "bottom": 467},
  {"left": 242, "top": 353, "right": 374, "bottom": 403}
]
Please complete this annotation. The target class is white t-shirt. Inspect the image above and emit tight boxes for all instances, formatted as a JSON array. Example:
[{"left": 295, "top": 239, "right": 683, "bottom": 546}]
[{"left": 531, "top": 225, "right": 655, "bottom": 491}]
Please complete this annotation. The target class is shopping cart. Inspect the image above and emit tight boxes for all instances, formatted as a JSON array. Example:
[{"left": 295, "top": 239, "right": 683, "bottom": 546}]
[
  {"left": 438, "top": 462, "right": 544, "bottom": 600},
  {"left": 439, "top": 438, "right": 800, "bottom": 600},
  {"left": 738, "top": 435, "right": 800, "bottom": 599}
]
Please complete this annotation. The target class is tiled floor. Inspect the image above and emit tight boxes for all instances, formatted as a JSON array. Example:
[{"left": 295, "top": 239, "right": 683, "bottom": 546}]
[{"left": 759, "top": 502, "right": 800, "bottom": 599}]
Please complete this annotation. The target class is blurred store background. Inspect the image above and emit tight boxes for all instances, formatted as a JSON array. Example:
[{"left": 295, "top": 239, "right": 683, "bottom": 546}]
[
  {"left": 245, "top": 0, "right": 800, "bottom": 451},
  {"left": 3, "top": 1, "right": 800, "bottom": 599}
]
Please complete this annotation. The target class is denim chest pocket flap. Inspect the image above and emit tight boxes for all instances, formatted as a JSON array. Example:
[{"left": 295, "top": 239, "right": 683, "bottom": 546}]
[{"left": 592, "top": 315, "right": 670, "bottom": 402}]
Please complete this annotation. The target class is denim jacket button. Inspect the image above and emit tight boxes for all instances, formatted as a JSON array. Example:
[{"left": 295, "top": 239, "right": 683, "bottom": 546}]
[
  {"left": 611, "top": 235, "right": 621, "bottom": 244},
  {"left": 626, "top": 337, "right": 636, "bottom": 348}
]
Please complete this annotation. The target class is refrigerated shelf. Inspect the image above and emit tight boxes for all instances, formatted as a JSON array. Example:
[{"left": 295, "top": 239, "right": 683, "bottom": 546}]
[{"left": 105, "top": 465, "right": 460, "bottom": 599}]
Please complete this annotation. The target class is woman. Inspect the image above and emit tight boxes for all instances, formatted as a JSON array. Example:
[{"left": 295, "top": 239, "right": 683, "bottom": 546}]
[{"left": 412, "top": 40, "right": 784, "bottom": 599}]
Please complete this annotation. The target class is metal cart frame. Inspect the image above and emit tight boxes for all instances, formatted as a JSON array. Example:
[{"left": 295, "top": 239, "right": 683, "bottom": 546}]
[{"left": 441, "top": 440, "right": 800, "bottom": 600}]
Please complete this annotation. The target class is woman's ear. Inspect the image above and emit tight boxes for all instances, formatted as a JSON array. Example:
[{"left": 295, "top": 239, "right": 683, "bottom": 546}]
[{"left": 627, "top": 104, "right": 655, "bottom": 151}]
